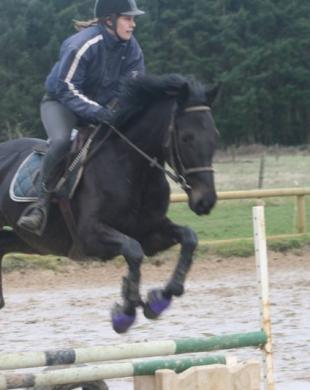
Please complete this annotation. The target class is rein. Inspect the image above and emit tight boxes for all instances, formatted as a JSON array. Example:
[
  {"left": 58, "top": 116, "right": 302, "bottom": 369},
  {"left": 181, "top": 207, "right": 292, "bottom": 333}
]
[
  {"left": 100, "top": 121, "right": 182, "bottom": 184},
  {"left": 88, "top": 104, "right": 214, "bottom": 191}
]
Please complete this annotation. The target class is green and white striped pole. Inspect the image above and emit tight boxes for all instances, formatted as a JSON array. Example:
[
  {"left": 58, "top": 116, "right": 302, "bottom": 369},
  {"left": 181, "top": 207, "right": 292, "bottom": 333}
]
[
  {"left": 0, "top": 331, "right": 266, "bottom": 370},
  {"left": 0, "top": 355, "right": 226, "bottom": 389}
]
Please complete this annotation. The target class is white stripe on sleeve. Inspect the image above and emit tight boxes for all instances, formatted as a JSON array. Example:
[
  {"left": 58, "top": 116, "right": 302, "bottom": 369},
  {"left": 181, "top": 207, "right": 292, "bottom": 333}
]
[{"left": 64, "top": 35, "right": 104, "bottom": 107}]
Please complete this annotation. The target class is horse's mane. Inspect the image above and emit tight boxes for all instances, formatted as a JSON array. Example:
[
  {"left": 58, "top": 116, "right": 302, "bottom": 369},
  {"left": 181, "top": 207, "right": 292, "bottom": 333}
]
[{"left": 114, "top": 73, "right": 207, "bottom": 128}]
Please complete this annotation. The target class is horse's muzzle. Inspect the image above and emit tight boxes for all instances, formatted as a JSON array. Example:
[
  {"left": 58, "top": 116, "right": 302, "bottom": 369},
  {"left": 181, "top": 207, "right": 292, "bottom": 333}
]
[{"left": 188, "top": 188, "right": 217, "bottom": 215}]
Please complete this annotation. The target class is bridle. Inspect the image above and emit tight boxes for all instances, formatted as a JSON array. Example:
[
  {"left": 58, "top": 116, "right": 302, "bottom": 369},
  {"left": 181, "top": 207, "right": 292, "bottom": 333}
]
[
  {"left": 89, "top": 104, "right": 215, "bottom": 191},
  {"left": 164, "top": 105, "right": 214, "bottom": 190}
]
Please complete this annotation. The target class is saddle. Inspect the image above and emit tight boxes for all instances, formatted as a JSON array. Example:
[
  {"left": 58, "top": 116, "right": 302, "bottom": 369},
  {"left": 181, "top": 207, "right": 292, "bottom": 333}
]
[
  {"left": 10, "top": 127, "right": 104, "bottom": 258},
  {"left": 10, "top": 127, "right": 97, "bottom": 203}
]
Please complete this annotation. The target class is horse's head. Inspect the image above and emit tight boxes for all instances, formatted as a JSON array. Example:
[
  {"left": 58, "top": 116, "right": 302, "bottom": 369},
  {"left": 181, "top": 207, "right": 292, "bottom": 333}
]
[
  {"left": 166, "top": 79, "right": 220, "bottom": 215},
  {"left": 114, "top": 73, "right": 219, "bottom": 215}
]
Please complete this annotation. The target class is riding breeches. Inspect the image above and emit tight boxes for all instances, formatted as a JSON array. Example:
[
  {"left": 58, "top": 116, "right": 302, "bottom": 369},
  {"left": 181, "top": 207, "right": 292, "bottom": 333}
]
[{"left": 39, "top": 96, "right": 78, "bottom": 192}]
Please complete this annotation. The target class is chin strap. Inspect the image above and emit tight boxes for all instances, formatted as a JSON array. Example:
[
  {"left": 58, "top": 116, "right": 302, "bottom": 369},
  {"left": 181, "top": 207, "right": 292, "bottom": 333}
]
[{"left": 105, "top": 15, "right": 127, "bottom": 42}]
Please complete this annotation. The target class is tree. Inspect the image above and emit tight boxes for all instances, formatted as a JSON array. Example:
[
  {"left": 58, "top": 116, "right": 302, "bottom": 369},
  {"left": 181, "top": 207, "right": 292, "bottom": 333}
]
[{"left": 0, "top": 0, "right": 309, "bottom": 145}]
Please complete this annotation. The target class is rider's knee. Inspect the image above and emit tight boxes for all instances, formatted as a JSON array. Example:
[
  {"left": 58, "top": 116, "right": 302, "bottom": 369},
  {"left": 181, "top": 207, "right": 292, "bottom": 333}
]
[{"left": 50, "top": 137, "right": 71, "bottom": 154}]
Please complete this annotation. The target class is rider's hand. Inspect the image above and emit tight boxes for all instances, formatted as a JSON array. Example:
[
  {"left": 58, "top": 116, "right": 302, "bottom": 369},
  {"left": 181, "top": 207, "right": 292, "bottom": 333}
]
[{"left": 97, "top": 108, "right": 114, "bottom": 126}]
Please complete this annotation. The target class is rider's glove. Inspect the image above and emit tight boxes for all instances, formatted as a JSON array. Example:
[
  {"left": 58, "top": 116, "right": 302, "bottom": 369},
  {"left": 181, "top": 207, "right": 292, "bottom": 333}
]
[{"left": 97, "top": 107, "right": 114, "bottom": 126}]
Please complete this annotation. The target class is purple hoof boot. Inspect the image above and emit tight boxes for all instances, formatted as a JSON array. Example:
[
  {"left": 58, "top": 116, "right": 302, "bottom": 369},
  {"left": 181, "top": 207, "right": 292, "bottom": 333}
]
[
  {"left": 111, "top": 304, "right": 136, "bottom": 333},
  {"left": 143, "top": 289, "right": 172, "bottom": 319}
]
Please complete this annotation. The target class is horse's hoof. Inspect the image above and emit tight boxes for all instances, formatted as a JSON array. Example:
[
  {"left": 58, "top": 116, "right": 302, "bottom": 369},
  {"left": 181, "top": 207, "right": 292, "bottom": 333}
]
[
  {"left": 143, "top": 289, "right": 172, "bottom": 319},
  {"left": 111, "top": 304, "right": 136, "bottom": 333}
]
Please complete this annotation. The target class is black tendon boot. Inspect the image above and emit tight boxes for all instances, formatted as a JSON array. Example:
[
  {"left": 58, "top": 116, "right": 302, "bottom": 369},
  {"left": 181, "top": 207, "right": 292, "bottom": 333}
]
[{"left": 17, "top": 185, "right": 51, "bottom": 236}]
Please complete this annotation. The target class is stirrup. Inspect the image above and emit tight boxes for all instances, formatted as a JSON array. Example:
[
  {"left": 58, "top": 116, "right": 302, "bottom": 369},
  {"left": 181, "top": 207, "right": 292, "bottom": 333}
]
[{"left": 17, "top": 203, "right": 48, "bottom": 236}]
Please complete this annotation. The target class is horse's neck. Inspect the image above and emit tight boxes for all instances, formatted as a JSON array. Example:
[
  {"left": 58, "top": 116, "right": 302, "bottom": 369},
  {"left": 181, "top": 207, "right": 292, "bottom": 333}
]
[
  {"left": 89, "top": 99, "right": 174, "bottom": 181},
  {"left": 86, "top": 100, "right": 174, "bottom": 197},
  {"left": 123, "top": 99, "right": 174, "bottom": 159}
]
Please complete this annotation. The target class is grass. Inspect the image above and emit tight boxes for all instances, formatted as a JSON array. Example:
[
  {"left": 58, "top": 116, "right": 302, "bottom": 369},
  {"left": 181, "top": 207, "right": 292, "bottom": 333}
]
[
  {"left": 3, "top": 254, "right": 71, "bottom": 272},
  {"left": 167, "top": 192, "right": 310, "bottom": 257},
  {"left": 168, "top": 197, "right": 310, "bottom": 241}
]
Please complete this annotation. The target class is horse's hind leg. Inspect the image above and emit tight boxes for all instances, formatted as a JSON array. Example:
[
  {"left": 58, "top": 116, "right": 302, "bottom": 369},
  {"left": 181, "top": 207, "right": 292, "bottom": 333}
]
[
  {"left": 141, "top": 218, "right": 198, "bottom": 319},
  {"left": 0, "top": 229, "right": 35, "bottom": 309}
]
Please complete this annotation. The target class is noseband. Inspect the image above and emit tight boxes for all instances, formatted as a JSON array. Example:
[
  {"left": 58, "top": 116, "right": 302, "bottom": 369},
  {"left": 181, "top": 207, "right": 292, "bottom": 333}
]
[{"left": 167, "top": 105, "right": 214, "bottom": 190}]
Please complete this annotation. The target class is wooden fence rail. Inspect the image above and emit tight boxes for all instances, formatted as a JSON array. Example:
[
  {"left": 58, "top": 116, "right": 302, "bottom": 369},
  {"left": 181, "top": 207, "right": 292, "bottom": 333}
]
[{"left": 171, "top": 187, "right": 310, "bottom": 243}]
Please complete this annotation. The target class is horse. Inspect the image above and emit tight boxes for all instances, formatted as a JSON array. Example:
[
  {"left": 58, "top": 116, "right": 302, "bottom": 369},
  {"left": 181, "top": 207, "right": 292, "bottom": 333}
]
[{"left": 0, "top": 73, "right": 219, "bottom": 333}]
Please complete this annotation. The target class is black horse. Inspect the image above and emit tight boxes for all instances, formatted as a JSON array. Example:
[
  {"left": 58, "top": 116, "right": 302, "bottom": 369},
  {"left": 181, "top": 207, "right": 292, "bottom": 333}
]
[{"left": 0, "top": 74, "right": 219, "bottom": 333}]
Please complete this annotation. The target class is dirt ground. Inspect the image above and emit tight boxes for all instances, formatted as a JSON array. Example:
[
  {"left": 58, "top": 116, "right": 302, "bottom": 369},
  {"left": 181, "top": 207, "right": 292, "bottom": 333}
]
[{"left": 1, "top": 249, "right": 310, "bottom": 389}]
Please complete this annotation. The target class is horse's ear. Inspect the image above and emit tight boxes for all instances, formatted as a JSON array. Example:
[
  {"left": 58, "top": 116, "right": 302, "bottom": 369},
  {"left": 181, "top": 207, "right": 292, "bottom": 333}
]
[
  {"left": 206, "top": 82, "right": 222, "bottom": 107},
  {"left": 177, "top": 82, "right": 190, "bottom": 106}
]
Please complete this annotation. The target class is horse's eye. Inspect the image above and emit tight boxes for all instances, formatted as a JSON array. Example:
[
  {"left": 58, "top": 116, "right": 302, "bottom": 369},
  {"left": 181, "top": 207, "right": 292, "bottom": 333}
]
[{"left": 181, "top": 134, "right": 194, "bottom": 143}]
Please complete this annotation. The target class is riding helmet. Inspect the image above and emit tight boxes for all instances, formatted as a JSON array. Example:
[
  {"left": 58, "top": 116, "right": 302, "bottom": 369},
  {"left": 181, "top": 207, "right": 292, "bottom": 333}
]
[{"left": 94, "top": 0, "right": 145, "bottom": 18}]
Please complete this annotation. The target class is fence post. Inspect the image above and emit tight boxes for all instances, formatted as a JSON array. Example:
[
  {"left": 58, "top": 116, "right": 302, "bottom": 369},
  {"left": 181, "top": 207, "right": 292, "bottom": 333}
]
[
  {"left": 296, "top": 195, "right": 306, "bottom": 234},
  {"left": 258, "top": 154, "right": 265, "bottom": 189},
  {"left": 252, "top": 206, "right": 274, "bottom": 390}
]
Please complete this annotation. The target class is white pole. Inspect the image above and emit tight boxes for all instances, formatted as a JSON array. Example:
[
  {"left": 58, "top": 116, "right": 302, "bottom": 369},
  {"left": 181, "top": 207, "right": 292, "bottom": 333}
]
[{"left": 252, "top": 206, "right": 275, "bottom": 390}]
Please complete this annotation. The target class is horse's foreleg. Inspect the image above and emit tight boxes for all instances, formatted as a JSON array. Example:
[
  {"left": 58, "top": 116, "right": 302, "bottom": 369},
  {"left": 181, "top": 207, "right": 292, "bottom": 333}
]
[
  {"left": 163, "top": 225, "right": 197, "bottom": 298},
  {"left": 141, "top": 219, "right": 198, "bottom": 319},
  {"left": 81, "top": 223, "right": 144, "bottom": 333},
  {"left": 112, "top": 238, "right": 145, "bottom": 333}
]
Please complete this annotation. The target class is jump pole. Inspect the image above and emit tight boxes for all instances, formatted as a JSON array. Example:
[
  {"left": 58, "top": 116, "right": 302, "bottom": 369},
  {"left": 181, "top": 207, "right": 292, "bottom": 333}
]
[
  {"left": 0, "top": 331, "right": 266, "bottom": 370},
  {"left": 0, "top": 355, "right": 226, "bottom": 389},
  {"left": 252, "top": 206, "right": 275, "bottom": 390}
]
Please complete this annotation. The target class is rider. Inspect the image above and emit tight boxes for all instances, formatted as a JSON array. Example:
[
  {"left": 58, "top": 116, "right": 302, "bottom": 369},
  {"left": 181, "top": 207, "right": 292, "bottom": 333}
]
[{"left": 18, "top": 0, "right": 145, "bottom": 235}]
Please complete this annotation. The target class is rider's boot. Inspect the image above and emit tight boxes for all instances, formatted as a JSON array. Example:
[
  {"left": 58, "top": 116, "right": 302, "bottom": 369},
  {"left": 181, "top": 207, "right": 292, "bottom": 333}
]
[{"left": 17, "top": 184, "right": 51, "bottom": 236}]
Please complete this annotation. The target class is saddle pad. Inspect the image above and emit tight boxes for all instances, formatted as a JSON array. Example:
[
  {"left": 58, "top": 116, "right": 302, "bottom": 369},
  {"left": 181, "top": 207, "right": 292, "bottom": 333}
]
[
  {"left": 9, "top": 152, "right": 42, "bottom": 202},
  {"left": 9, "top": 151, "right": 84, "bottom": 203}
]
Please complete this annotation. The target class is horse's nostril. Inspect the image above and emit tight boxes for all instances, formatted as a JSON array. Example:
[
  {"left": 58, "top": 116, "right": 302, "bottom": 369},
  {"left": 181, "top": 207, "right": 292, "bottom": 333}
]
[
  {"left": 189, "top": 191, "right": 217, "bottom": 215},
  {"left": 196, "top": 199, "right": 209, "bottom": 215},
  {"left": 190, "top": 197, "right": 207, "bottom": 215}
]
